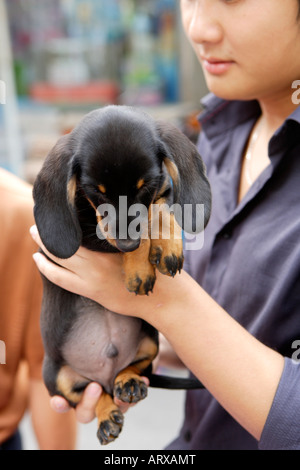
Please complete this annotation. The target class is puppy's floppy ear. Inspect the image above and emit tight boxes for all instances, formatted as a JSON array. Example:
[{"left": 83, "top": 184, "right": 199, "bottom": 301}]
[
  {"left": 33, "top": 134, "right": 82, "bottom": 258},
  {"left": 156, "top": 120, "right": 211, "bottom": 233}
]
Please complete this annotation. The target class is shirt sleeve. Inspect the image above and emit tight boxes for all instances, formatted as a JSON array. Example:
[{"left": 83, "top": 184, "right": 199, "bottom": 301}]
[{"left": 259, "top": 357, "right": 300, "bottom": 450}]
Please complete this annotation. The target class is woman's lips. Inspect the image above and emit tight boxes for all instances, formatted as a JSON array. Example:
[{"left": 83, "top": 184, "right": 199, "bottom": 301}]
[{"left": 202, "top": 57, "right": 234, "bottom": 75}]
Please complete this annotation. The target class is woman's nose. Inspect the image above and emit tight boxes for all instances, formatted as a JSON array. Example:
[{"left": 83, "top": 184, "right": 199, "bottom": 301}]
[{"left": 183, "top": 0, "right": 223, "bottom": 45}]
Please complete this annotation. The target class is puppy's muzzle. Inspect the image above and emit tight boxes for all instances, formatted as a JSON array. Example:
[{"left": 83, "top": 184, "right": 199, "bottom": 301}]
[{"left": 116, "top": 238, "right": 141, "bottom": 253}]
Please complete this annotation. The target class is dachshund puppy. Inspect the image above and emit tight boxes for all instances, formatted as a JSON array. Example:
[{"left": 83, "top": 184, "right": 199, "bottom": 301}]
[{"left": 33, "top": 105, "right": 211, "bottom": 445}]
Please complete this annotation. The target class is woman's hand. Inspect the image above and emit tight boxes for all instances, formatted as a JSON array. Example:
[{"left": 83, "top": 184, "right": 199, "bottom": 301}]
[
  {"left": 30, "top": 225, "right": 123, "bottom": 299},
  {"left": 50, "top": 379, "right": 150, "bottom": 422},
  {"left": 30, "top": 224, "right": 185, "bottom": 322},
  {"left": 50, "top": 383, "right": 103, "bottom": 423},
  {"left": 30, "top": 225, "right": 146, "bottom": 318}
]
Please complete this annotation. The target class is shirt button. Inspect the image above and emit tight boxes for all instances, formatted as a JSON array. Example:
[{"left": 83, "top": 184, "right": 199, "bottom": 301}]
[
  {"left": 222, "top": 231, "right": 232, "bottom": 239},
  {"left": 184, "top": 430, "right": 192, "bottom": 442}
]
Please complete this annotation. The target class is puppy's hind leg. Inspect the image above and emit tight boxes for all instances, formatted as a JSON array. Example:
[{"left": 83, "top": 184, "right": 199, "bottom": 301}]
[
  {"left": 95, "top": 392, "right": 124, "bottom": 445},
  {"left": 113, "top": 335, "right": 158, "bottom": 404},
  {"left": 43, "top": 357, "right": 90, "bottom": 407},
  {"left": 43, "top": 356, "right": 124, "bottom": 446}
]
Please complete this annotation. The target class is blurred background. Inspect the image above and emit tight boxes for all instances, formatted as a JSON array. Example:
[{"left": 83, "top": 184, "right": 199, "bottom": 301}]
[
  {"left": 0, "top": 0, "right": 208, "bottom": 182},
  {"left": 0, "top": 0, "right": 208, "bottom": 450}
]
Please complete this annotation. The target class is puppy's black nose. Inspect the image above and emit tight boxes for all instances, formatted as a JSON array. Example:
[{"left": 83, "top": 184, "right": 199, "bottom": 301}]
[{"left": 116, "top": 238, "right": 141, "bottom": 253}]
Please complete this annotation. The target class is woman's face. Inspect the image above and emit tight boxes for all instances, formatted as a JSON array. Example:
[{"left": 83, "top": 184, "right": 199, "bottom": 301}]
[{"left": 180, "top": 0, "right": 300, "bottom": 102}]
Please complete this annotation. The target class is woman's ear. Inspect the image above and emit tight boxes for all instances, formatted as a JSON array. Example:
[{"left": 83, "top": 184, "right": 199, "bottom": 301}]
[
  {"left": 33, "top": 134, "right": 82, "bottom": 259},
  {"left": 156, "top": 120, "right": 211, "bottom": 233}
]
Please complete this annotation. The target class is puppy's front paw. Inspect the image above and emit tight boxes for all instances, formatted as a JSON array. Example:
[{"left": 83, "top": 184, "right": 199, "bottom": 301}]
[
  {"left": 123, "top": 241, "right": 156, "bottom": 295},
  {"left": 114, "top": 377, "right": 148, "bottom": 404},
  {"left": 149, "top": 240, "right": 184, "bottom": 277},
  {"left": 125, "top": 268, "right": 156, "bottom": 295},
  {"left": 97, "top": 409, "right": 124, "bottom": 445}
]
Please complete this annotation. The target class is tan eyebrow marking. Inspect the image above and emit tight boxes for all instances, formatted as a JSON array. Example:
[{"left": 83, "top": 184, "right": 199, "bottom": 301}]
[
  {"left": 98, "top": 184, "right": 106, "bottom": 194},
  {"left": 137, "top": 179, "right": 145, "bottom": 190},
  {"left": 67, "top": 174, "right": 77, "bottom": 206},
  {"left": 163, "top": 158, "right": 179, "bottom": 185}
]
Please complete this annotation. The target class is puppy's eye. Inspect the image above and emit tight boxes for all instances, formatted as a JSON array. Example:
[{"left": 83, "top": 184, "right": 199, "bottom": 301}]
[{"left": 89, "top": 185, "right": 106, "bottom": 195}]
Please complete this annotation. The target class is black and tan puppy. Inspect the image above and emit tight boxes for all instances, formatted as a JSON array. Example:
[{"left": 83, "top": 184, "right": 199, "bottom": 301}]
[{"left": 33, "top": 105, "right": 211, "bottom": 445}]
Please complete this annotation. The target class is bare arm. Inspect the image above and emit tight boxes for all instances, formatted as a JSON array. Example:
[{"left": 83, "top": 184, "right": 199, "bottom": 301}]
[
  {"left": 29, "top": 379, "right": 77, "bottom": 450},
  {"left": 30, "top": 226, "right": 284, "bottom": 440},
  {"left": 146, "top": 272, "right": 284, "bottom": 440}
]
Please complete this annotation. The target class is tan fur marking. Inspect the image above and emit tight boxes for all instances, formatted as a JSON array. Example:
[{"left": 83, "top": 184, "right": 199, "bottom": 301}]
[
  {"left": 149, "top": 198, "right": 183, "bottom": 276},
  {"left": 96, "top": 215, "right": 118, "bottom": 249},
  {"left": 98, "top": 184, "right": 106, "bottom": 194},
  {"left": 123, "top": 238, "right": 156, "bottom": 294},
  {"left": 137, "top": 178, "right": 145, "bottom": 190},
  {"left": 163, "top": 158, "right": 179, "bottom": 185},
  {"left": 95, "top": 391, "right": 118, "bottom": 425},
  {"left": 56, "top": 365, "right": 86, "bottom": 404},
  {"left": 67, "top": 175, "right": 77, "bottom": 206},
  {"left": 85, "top": 196, "right": 118, "bottom": 249},
  {"left": 156, "top": 177, "right": 169, "bottom": 200},
  {"left": 149, "top": 199, "right": 182, "bottom": 240},
  {"left": 95, "top": 391, "right": 124, "bottom": 445},
  {"left": 114, "top": 366, "right": 142, "bottom": 387},
  {"left": 115, "top": 336, "right": 158, "bottom": 385},
  {"left": 132, "top": 335, "right": 159, "bottom": 369}
]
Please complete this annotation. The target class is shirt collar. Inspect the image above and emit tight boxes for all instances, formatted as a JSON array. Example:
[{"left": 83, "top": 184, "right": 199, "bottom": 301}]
[
  {"left": 286, "top": 103, "right": 300, "bottom": 125},
  {"left": 198, "top": 93, "right": 300, "bottom": 141},
  {"left": 198, "top": 94, "right": 261, "bottom": 139},
  {"left": 269, "top": 105, "right": 300, "bottom": 156}
]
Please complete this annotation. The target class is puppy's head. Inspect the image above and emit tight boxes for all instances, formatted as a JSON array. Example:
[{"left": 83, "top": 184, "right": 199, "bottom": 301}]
[{"left": 33, "top": 106, "right": 211, "bottom": 259}]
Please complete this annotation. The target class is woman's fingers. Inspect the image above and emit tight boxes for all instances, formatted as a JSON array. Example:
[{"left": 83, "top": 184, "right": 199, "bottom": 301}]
[
  {"left": 50, "top": 379, "right": 149, "bottom": 422},
  {"left": 32, "top": 251, "right": 82, "bottom": 293},
  {"left": 30, "top": 225, "right": 63, "bottom": 263},
  {"left": 75, "top": 383, "right": 102, "bottom": 424},
  {"left": 50, "top": 383, "right": 102, "bottom": 423},
  {"left": 50, "top": 395, "right": 72, "bottom": 414},
  {"left": 30, "top": 225, "right": 96, "bottom": 293},
  {"left": 30, "top": 225, "right": 84, "bottom": 269},
  {"left": 30, "top": 223, "right": 128, "bottom": 305}
]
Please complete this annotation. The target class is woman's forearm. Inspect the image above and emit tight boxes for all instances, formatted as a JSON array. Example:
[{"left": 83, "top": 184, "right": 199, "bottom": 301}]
[{"left": 139, "top": 271, "right": 284, "bottom": 441}]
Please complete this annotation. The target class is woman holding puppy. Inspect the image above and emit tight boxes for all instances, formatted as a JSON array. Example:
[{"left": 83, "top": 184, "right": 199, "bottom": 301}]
[{"left": 31, "top": 0, "right": 300, "bottom": 450}]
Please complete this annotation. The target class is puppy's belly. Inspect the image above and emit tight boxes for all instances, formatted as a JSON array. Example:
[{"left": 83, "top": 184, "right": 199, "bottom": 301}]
[{"left": 62, "top": 298, "right": 144, "bottom": 394}]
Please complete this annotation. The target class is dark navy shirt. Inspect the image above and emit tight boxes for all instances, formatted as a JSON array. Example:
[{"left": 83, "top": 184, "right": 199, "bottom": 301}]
[{"left": 167, "top": 94, "right": 300, "bottom": 450}]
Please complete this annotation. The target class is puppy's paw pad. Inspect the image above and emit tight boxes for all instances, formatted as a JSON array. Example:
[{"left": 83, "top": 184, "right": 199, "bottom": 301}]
[
  {"left": 114, "top": 378, "right": 148, "bottom": 404},
  {"left": 126, "top": 273, "right": 156, "bottom": 296},
  {"left": 97, "top": 410, "right": 124, "bottom": 445},
  {"left": 150, "top": 243, "right": 184, "bottom": 277},
  {"left": 163, "top": 253, "right": 184, "bottom": 277},
  {"left": 149, "top": 245, "right": 163, "bottom": 267}
]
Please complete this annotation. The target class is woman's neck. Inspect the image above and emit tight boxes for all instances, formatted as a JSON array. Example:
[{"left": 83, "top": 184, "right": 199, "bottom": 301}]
[{"left": 259, "top": 88, "right": 298, "bottom": 134}]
